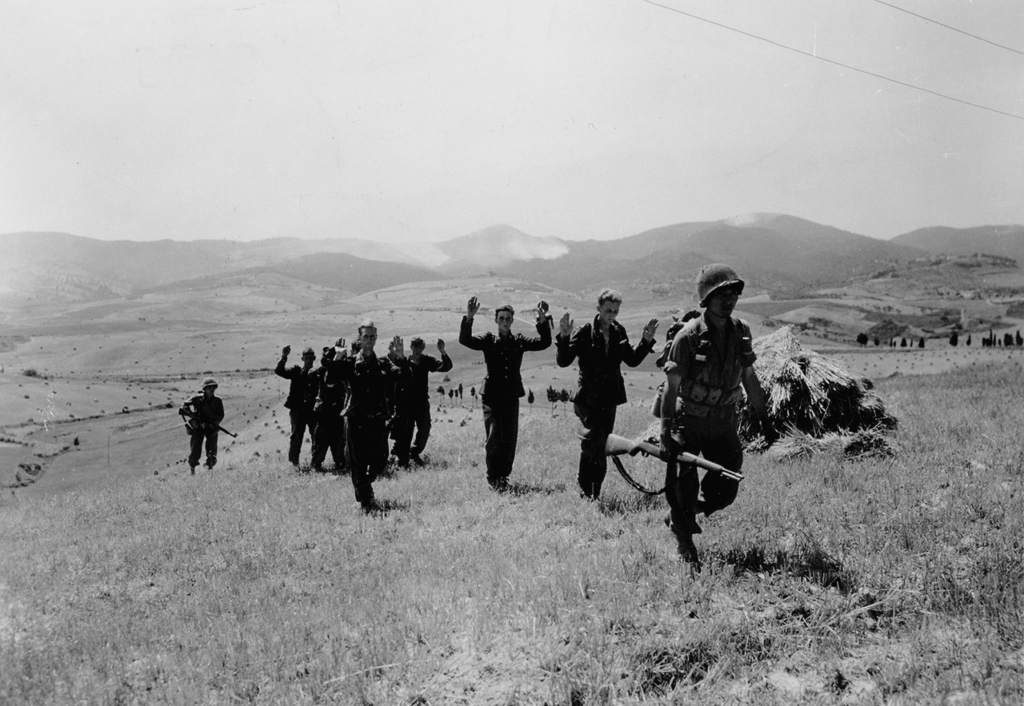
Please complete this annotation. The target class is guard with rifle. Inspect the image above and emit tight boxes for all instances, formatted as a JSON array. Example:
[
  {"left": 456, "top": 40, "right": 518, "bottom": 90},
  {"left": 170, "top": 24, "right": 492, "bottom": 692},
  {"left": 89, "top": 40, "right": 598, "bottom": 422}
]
[
  {"left": 179, "top": 376, "right": 227, "bottom": 475},
  {"left": 660, "top": 264, "right": 773, "bottom": 570}
]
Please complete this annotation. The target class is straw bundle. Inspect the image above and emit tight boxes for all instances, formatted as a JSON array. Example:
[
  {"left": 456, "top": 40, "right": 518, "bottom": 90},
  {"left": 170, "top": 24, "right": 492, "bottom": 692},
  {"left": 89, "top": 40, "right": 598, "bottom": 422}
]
[
  {"left": 738, "top": 326, "right": 897, "bottom": 452},
  {"left": 765, "top": 426, "right": 899, "bottom": 461}
]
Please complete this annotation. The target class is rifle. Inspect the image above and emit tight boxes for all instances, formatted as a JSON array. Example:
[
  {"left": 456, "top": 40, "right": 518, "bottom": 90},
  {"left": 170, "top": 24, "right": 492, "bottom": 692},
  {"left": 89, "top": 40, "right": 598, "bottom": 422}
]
[
  {"left": 179, "top": 407, "right": 237, "bottom": 438},
  {"left": 604, "top": 433, "right": 744, "bottom": 495}
]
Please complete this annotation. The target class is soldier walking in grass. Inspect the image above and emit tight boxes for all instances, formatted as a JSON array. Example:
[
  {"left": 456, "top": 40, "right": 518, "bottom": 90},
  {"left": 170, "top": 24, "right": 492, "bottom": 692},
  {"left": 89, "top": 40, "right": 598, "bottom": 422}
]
[
  {"left": 320, "top": 320, "right": 410, "bottom": 512},
  {"left": 390, "top": 337, "right": 452, "bottom": 467},
  {"left": 311, "top": 339, "right": 351, "bottom": 473},
  {"left": 275, "top": 345, "right": 320, "bottom": 468},
  {"left": 660, "top": 264, "right": 773, "bottom": 570},
  {"left": 180, "top": 377, "right": 225, "bottom": 475},
  {"left": 459, "top": 296, "right": 552, "bottom": 490},
  {"left": 556, "top": 289, "right": 659, "bottom": 500}
]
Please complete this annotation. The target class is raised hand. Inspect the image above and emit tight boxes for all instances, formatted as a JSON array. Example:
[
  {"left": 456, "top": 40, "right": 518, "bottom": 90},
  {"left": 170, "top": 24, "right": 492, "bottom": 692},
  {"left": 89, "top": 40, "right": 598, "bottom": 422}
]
[
  {"left": 281, "top": 345, "right": 291, "bottom": 357},
  {"left": 642, "top": 317, "right": 660, "bottom": 342},
  {"left": 467, "top": 296, "right": 480, "bottom": 319},
  {"left": 559, "top": 311, "right": 574, "bottom": 338},
  {"left": 436, "top": 338, "right": 446, "bottom": 354},
  {"left": 389, "top": 335, "right": 405, "bottom": 359}
]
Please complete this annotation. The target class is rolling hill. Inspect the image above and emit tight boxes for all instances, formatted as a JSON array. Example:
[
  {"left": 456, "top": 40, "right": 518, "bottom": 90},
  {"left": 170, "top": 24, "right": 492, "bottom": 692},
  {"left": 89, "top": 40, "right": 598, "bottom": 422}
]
[
  {"left": 892, "top": 224, "right": 1024, "bottom": 262},
  {"left": 7, "top": 216, "right": 1024, "bottom": 314}
]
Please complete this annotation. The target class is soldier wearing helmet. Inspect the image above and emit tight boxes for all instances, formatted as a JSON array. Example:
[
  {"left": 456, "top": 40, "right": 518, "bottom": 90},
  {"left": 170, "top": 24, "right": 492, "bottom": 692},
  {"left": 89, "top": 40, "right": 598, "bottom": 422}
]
[
  {"left": 179, "top": 376, "right": 226, "bottom": 474},
  {"left": 659, "top": 264, "right": 771, "bottom": 570}
]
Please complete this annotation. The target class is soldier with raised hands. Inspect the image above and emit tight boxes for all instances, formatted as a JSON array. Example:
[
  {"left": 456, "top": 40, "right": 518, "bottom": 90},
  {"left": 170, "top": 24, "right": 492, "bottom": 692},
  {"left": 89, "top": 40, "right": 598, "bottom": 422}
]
[
  {"left": 390, "top": 336, "right": 453, "bottom": 467},
  {"left": 556, "top": 288, "right": 658, "bottom": 500},
  {"left": 311, "top": 338, "right": 350, "bottom": 473},
  {"left": 321, "top": 321, "right": 410, "bottom": 512},
  {"left": 459, "top": 296, "right": 552, "bottom": 490},
  {"left": 275, "top": 345, "right": 320, "bottom": 468},
  {"left": 660, "top": 264, "right": 772, "bottom": 571}
]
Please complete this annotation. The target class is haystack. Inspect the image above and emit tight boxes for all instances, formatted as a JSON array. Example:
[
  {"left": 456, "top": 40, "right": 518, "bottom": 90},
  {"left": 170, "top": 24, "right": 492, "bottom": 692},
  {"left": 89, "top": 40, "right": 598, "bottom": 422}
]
[
  {"left": 764, "top": 427, "right": 899, "bottom": 462},
  {"left": 739, "top": 326, "right": 897, "bottom": 456}
]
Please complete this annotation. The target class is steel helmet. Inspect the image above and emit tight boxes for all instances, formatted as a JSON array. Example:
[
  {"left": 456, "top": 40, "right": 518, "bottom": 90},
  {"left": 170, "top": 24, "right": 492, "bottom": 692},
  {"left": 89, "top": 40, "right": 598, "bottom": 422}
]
[
  {"left": 696, "top": 264, "right": 744, "bottom": 306},
  {"left": 201, "top": 377, "right": 219, "bottom": 390}
]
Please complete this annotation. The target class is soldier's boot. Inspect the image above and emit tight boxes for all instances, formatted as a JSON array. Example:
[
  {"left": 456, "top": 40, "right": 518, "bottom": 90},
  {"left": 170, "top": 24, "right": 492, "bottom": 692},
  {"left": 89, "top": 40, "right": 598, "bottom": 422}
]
[
  {"left": 677, "top": 534, "right": 701, "bottom": 573},
  {"left": 488, "top": 476, "right": 510, "bottom": 492},
  {"left": 665, "top": 512, "right": 702, "bottom": 535},
  {"left": 189, "top": 465, "right": 197, "bottom": 476}
]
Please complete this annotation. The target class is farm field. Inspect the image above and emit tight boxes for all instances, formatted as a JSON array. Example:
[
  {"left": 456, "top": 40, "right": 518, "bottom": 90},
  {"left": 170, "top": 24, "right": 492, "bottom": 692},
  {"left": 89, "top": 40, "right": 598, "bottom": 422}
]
[{"left": 3, "top": 282, "right": 1023, "bottom": 498}]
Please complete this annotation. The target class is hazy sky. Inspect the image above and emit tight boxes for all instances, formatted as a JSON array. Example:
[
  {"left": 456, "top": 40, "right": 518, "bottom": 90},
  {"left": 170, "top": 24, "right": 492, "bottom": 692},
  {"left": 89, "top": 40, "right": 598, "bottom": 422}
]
[{"left": 2, "top": 0, "right": 1022, "bottom": 243}]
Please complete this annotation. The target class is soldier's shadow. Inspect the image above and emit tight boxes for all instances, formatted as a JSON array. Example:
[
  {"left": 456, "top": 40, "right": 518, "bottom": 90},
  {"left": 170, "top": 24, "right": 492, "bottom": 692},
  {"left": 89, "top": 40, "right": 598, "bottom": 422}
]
[
  {"left": 598, "top": 492, "right": 665, "bottom": 517},
  {"left": 367, "top": 498, "right": 410, "bottom": 515},
  {"left": 299, "top": 463, "right": 350, "bottom": 477},
  {"left": 504, "top": 480, "right": 565, "bottom": 497}
]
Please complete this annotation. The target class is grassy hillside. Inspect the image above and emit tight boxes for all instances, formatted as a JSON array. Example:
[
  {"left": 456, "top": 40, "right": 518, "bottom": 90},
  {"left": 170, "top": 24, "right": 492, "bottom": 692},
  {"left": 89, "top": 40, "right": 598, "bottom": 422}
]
[{"left": 2, "top": 361, "right": 1023, "bottom": 704}]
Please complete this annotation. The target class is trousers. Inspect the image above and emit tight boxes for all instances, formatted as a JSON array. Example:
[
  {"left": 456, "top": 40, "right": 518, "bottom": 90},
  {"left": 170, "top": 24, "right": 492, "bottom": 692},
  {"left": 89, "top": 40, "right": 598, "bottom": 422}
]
[
  {"left": 346, "top": 417, "right": 389, "bottom": 506},
  {"left": 574, "top": 401, "right": 617, "bottom": 498},
  {"left": 288, "top": 408, "right": 317, "bottom": 466},
  {"left": 311, "top": 412, "right": 345, "bottom": 469},
  {"left": 482, "top": 398, "right": 519, "bottom": 484},
  {"left": 188, "top": 428, "right": 219, "bottom": 469},
  {"left": 664, "top": 414, "right": 743, "bottom": 548}
]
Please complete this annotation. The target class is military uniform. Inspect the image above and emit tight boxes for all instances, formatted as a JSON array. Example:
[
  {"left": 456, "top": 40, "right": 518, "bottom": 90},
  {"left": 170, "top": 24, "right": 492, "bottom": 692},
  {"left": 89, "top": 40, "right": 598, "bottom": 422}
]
[
  {"left": 182, "top": 391, "right": 225, "bottom": 472},
  {"left": 275, "top": 357, "right": 320, "bottom": 466},
  {"left": 460, "top": 316, "right": 551, "bottom": 487},
  {"left": 556, "top": 316, "right": 654, "bottom": 498},
  {"left": 663, "top": 311, "right": 756, "bottom": 547},
  {"left": 322, "top": 351, "right": 410, "bottom": 508},
  {"left": 311, "top": 350, "right": 349, "bottom": 471},
  {"left": 390, "top": 350, "right": 453, "bottom": 465}
]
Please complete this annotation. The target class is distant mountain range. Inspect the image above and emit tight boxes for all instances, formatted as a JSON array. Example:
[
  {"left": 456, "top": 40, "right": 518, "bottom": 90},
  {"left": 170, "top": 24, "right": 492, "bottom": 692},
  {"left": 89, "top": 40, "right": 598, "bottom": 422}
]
[
  {"left": 2, "top": 216, "right": 1022, "bottom": 308},
  {"left": 893, "top": 225, "right": 1024, "bottom": 262}
]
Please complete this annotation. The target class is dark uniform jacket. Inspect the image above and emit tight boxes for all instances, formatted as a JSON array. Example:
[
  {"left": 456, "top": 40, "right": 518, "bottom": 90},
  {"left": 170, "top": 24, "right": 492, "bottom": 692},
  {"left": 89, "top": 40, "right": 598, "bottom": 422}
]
[
  {"left": 556, "top": 316, "right": 655, "bottom": 408},
  {"left": 275, "top": 360, "right": 320, "bottom": 413},
  {"left": 321, "top": 351, "right": 409, "bottom": 421},
  {"left": 314, "top": 351, "right": 349, "bottom": 415},
  {"left": 460, "top": 316, "right": 551, "bottom": 404},
  {"left": 664, "top": 312, "right": 756, "bottom": 418},
  {"left": 182, "top": 394, "right": 225, "bottom": 430},
  {"left": 393, "top": 352, "right": 453, "bottom": 407}
]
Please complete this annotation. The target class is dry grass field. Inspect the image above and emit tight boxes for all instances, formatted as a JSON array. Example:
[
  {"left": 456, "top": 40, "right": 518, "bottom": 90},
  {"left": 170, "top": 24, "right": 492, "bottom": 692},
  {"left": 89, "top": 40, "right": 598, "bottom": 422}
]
[{"left": 2, "top": 283, "right": 1023, "bottom": 704}]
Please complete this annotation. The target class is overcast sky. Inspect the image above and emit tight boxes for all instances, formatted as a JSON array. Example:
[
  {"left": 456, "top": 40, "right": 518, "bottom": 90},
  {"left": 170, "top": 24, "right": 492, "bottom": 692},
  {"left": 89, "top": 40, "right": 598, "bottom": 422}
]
[{"left": 2, "top": 0, "right": 1022, "bottom": 244}]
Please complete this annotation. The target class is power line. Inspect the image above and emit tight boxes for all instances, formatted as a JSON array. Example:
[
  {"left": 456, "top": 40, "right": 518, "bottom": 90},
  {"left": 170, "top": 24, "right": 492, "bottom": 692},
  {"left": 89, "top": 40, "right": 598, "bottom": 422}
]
[
  {"left": 872, "top": 0, "right": 1024, "bottom": 57},
  {"left": 638, "top": 0, "right": 1024, "bottom": 123}
]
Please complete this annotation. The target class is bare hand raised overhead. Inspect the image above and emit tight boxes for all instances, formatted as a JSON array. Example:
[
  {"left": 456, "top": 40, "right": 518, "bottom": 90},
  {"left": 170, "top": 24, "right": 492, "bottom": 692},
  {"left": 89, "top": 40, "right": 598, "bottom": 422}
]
[
  {"left": 559, "top": 311, "right": 574, "bottom": 338},
  {"left": 388, "top": 335, "right": 406, "bottom": 359},
  {"left": 642, "top": 318, "right": 660, "bottom": 343},
  {"left": 466, "top": 296, "right": 480, "bottom": 319}
]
